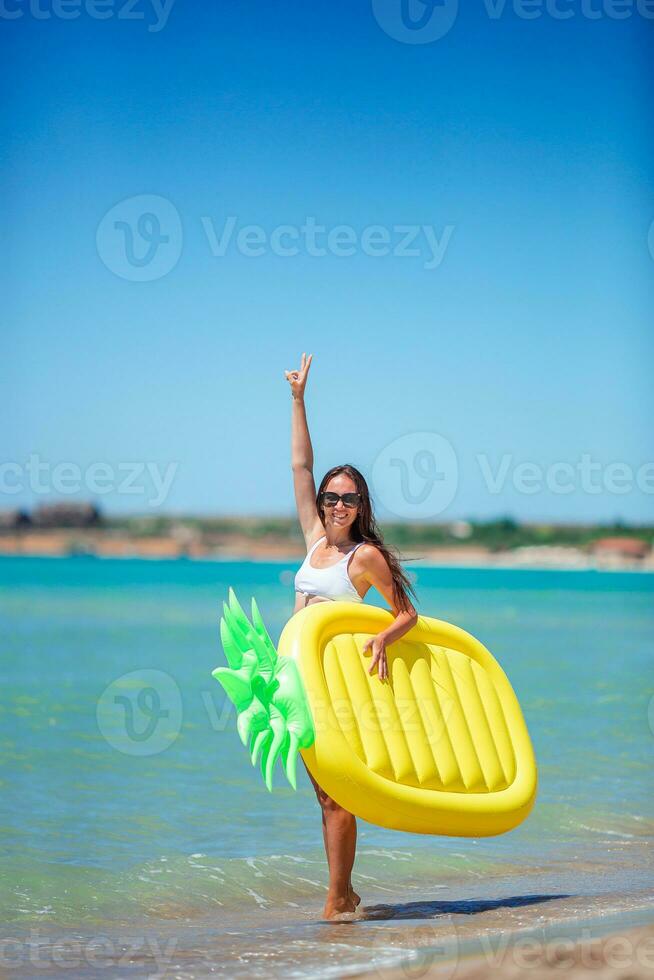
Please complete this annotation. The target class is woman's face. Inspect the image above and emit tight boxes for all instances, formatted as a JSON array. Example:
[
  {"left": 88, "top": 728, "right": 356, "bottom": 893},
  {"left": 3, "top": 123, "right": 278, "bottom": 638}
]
[{"left": 322, "top": 474, "right": 360, "bottom": 533}]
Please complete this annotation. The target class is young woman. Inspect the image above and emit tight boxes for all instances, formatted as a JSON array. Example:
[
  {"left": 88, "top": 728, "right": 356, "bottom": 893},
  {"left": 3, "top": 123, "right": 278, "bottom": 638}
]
[{"left": 284, "top": 352, "right": 419, "bottom": 920}]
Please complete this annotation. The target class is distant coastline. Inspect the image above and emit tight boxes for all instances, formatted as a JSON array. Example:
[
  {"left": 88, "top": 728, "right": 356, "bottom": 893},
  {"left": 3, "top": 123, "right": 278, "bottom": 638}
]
[{"left": 1, "top": 509, "right": 652, "bottom": 572}]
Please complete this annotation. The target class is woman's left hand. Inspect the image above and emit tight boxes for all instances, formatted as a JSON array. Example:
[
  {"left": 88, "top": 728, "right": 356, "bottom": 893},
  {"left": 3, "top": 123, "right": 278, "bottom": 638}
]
[{"left": 364, "top": 634, "right": 388, "bottom": 681}]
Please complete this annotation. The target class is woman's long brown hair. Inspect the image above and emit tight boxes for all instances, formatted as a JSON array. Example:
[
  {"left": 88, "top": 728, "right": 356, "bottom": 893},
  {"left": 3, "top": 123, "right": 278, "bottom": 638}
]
[{"left": 316, "top": 464, "right": 417, "bottom": 613}]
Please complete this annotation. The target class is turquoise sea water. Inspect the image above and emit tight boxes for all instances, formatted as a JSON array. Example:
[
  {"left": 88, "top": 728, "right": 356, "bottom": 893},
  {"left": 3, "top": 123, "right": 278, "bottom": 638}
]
[{"left": 1, "top": 557, "right": 653, "bottom": 977}]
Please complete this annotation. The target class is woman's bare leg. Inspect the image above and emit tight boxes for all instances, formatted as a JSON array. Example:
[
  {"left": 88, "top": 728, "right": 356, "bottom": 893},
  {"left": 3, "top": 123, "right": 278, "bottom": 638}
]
[
  {"left": 318, "top": 806, "right": 360, "bottom": 905},
  {"left": 304, "top": 763, "right": 360, "bottom": 917}
]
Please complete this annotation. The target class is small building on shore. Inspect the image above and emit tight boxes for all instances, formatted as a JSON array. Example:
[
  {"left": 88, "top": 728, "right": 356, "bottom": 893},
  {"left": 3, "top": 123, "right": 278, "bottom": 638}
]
[
  {"left": 32, "top": 502, "right": 102, "bottom": 528},
  {"left": 590, "top": 537, "right": 651, "bottom": 566},
  {"left": 0, "top": 509, "right": 31, "bottom": 531}
]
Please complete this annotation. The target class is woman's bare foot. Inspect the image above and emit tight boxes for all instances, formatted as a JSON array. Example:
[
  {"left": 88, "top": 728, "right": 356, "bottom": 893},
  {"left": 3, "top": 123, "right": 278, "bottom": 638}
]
[
  {"left": 322, "top": 890, "right": 359, "bottom": 920},
  {"left": 348, "top": 882, "right": 361, "bottom": 907}
]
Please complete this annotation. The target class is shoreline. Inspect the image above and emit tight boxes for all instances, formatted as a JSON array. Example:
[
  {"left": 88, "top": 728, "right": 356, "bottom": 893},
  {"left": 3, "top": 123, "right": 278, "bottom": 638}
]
[
  {"left": 7, "top": 886, "right": 653, "bottom": 979},
  {"left": 0, "top": 536, "right": 652, "bottom": 573},
  {"left": 1, "top": 513, "right": 652, "bottom": 572}
]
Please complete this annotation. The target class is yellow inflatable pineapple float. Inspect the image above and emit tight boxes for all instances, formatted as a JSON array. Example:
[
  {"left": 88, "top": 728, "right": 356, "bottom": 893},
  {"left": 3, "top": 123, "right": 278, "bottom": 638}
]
[{"left": 213, "top": 590, "right": 537, "bottom": 837}]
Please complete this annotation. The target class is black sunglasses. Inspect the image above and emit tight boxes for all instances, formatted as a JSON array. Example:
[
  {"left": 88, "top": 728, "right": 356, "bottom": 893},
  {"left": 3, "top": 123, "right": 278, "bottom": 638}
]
[{"left": 320, "top": 491, "right": 361, "bottom": 509}]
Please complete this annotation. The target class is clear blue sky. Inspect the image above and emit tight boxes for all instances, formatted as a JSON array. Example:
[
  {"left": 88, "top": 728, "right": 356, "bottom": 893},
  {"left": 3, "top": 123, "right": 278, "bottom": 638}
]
[{"left": 3, "top": 2, "right": 653, "bottom": 524}]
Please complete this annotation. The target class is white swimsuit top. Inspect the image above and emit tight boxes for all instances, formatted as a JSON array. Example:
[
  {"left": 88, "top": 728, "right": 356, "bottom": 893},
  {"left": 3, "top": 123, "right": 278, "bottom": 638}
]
[{"left": 294, "top": 536, "right": 364, "bottom": 603}]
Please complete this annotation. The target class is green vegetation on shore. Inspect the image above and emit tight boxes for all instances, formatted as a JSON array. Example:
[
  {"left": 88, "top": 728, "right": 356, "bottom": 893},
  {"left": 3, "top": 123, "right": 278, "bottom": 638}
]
[{"left": 104, "top": 514, "right": 654, "bottom": 553}]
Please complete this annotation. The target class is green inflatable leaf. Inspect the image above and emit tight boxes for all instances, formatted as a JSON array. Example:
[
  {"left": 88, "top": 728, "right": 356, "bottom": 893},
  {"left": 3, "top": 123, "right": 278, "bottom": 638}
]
[
  {"left": 281, "top": 732, "right": 300, "bottom": 790},
  {"left": 211, "top": 666, "right": 252, "bottom": 709},
  {"left": 219, "top": 617, "right": 244, "bottom": 669}
]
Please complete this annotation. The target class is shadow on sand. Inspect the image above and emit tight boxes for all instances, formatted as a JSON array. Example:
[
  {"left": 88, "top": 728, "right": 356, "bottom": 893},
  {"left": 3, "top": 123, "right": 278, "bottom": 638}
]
[{"left": 336, "top": 892, "right": 570, "bottom": 923}]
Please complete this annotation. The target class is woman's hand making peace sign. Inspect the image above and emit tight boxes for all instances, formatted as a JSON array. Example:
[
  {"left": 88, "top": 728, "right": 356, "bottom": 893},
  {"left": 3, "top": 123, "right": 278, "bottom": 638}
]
[{"left": 285, "top": 352, "right": 313, "bottom": 401}]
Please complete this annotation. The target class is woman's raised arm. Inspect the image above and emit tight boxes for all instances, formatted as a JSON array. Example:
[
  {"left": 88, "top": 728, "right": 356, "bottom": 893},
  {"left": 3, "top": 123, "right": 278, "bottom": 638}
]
[{"left": 285, "top": 353, "right": 321, "bottom": 548}]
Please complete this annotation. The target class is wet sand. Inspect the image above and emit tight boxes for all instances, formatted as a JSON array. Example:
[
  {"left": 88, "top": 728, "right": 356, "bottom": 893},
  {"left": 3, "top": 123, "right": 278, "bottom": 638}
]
[
  {"left": 348, "top": 890, "right": 654, "bottom": 979},
  {"left": 355, "top": 923, "right": 654, "bottom": 979}
]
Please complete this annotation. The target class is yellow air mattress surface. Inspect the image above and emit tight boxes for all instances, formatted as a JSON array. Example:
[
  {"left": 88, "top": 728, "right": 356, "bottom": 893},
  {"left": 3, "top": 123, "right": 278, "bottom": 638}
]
[{"left": 280, "top": 601, "right": 537, "bottom": 836}]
